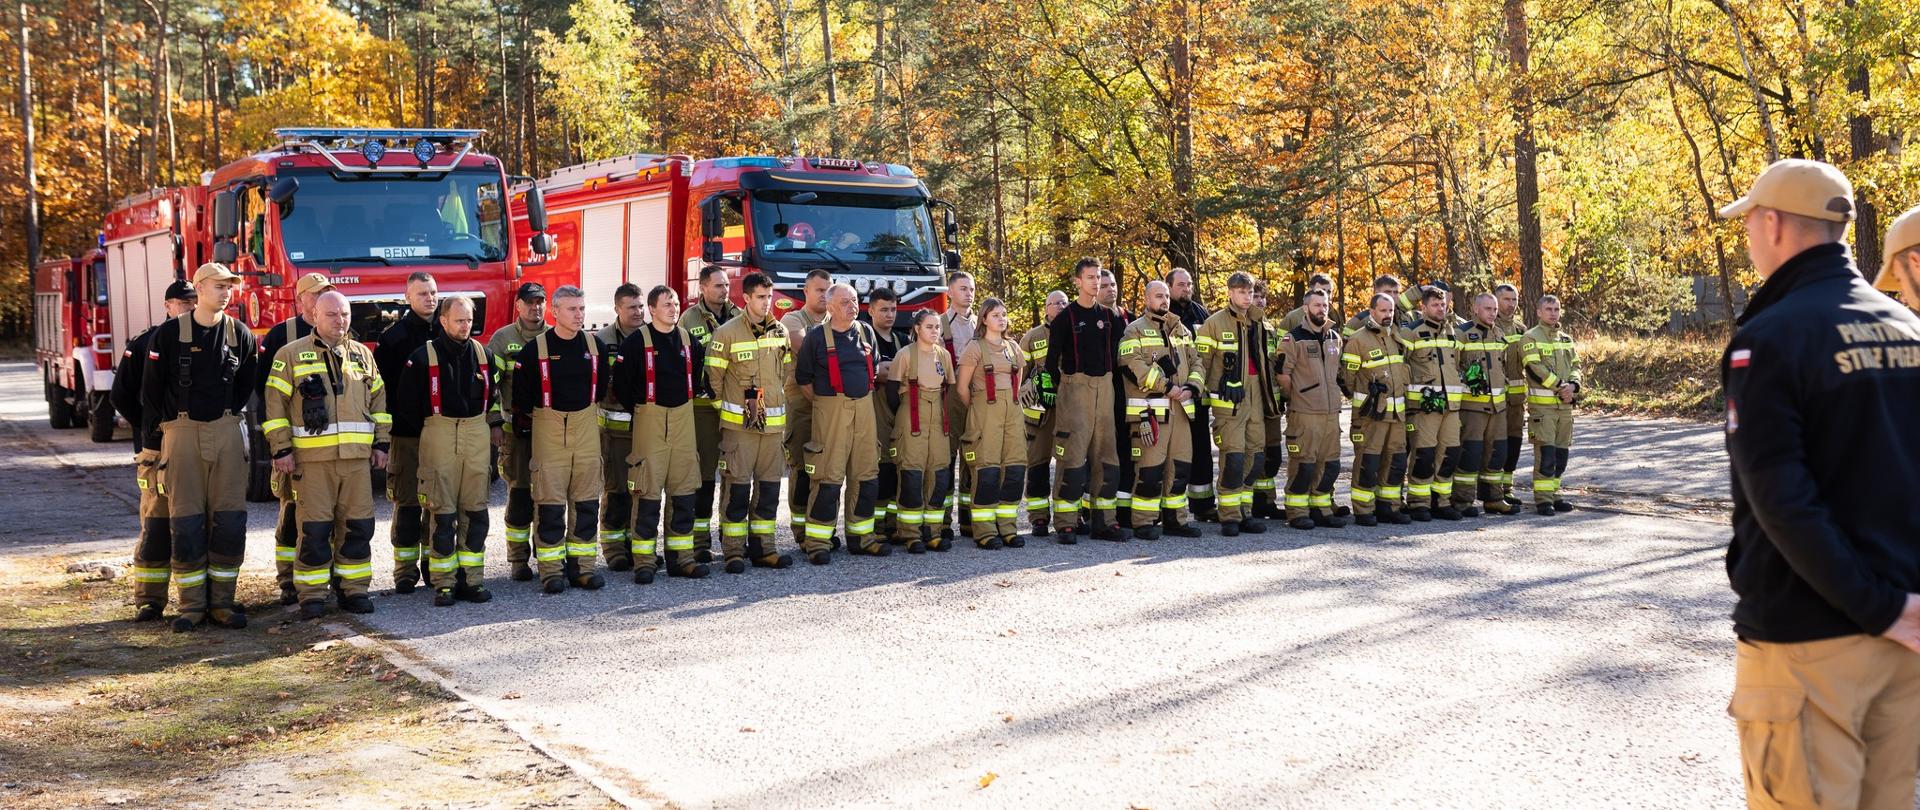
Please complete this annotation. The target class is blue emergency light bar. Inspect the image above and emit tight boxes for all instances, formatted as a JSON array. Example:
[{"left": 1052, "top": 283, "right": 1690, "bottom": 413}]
[
  {"left": 273, "top": 127, "right": 486, "bottom": 142},
  {"left": 274, "top": 128, "right": 486, "bottom": 175}
]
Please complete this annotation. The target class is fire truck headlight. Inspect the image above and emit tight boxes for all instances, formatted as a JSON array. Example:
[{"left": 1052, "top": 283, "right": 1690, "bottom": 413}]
[
  {"left": 361, "top": 140, "right": 386, "bottom": 165},
  {"left": 412, "top": 140, "right": 437, "bottom": 163},
  {"left": 92, "top": 334, "right": 113, "bottom": 353}
]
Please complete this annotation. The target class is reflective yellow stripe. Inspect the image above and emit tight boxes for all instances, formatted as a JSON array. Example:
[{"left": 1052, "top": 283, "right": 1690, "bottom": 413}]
[
  {"left": 292, "top": 363, "right": 327, "bottom": 376},
  {"left": 333, "top": 562, "right": 373, "bottom": 579},
  {"left": 371, "top": 413, "right": 392, "bottom": 424},
  {"left": 292, "top": 433, "right": 377, "bottom": 448},
  {"left": 261, "top": 418, "right": 291, "bottom": 434},
  {"left": 266, "top": 376, "right": 294, "bottom": 395}
]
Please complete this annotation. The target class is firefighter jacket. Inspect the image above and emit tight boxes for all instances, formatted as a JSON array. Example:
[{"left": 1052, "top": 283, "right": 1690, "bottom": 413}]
[
  {"left": 487, "top": 321, "right": 545, "bottom": 427},
  {"left": 1196, "top": 305, "right": 1279, "bottom": 415},
  {"left": 596, "top": 323, "right": 640, "bottom": 433},
  {"left": 1339, "top": 317, "right": 1408, "bottom": 421},
  {"left": 1495, "top": 313, "right": 1528, "bottom": 398},
  {"left": 263, "top": 333, "right": 391, "bottom": 461},
  {"left": 685, "top": 298, "right": 741, "bottom": 408},
  {"left": 707, "top": 313, "right": 792, "bottom": 434},
  {"left": 1118, "top": 311, "right": 1202, "bottom": 424},
  {"left": 1017, "top": 324, "right": 1052, "bottom": 421},
  {"left": 1521, "top": 324, "right": 1580, "bottom": 410},
  {"left": 1279, "top": 322, "right": 1345, "bottom": 414},
  {"left": 1454, "top": 319, "right": 1510, "bottom": 413},
  {"left": 1401, "top": 316, "right": 1464, "bottom": 414}
]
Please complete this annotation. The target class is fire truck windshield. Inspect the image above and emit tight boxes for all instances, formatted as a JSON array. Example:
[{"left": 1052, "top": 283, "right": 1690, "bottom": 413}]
[
  {"left": 275, "top": 168, "right": 508, "bottom": 265},
  {"left": 750, "top": 190, "right": 939, "bottom": 266}
]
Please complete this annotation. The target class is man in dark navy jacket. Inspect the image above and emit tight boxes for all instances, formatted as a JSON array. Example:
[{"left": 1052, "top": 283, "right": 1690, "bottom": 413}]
[{"left": 1718, "top": 158, "right": 1920, "bottom": 810}]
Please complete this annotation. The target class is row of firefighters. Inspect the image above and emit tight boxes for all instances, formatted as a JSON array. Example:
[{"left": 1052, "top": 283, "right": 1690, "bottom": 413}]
[{"left": 109, "top": 258, "right": 1581, "bottom": 631}]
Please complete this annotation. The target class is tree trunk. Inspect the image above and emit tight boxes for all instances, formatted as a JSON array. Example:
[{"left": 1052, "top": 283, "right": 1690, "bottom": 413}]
[
  {"left": 1505, "top": 0, "right": 1543, "bottom": 307},
  {"left": 1710, "top": 0, "right": 1780, "bottom": 162},
  {"left": 818, "top": 0, "right": 838, "bottom": 153},
  {"left": 1169, "top": 0, "right": 1197, "bottom": 275},
  {"left": 98, "top": 0, "right": 112, "bottom": 206},
  {"left": 1665, "top": 56, "right": 1737, "bottom": 330},
  {"left": 18, "top": 0, "right": 41, "bottom": 270},
  {"left": 870, "top": 7, "right": 884, "bottom": 129},
  {"left": 1846, "top": 0, "right": 1880, "bottom": 273}
]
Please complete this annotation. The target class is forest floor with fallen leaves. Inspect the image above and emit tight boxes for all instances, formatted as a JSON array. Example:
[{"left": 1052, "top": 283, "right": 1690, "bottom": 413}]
[{"left": 0, "top": 553, "right": 615, "bottom": 810}]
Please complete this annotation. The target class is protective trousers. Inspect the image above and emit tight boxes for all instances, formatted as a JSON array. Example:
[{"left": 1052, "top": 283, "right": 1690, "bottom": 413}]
[
  {"left": 599, "top": 412, "right": 634, "bottom": 565},
  {"left": 873, "top": 392, "right": 899, "bottom": 537},
  {"left": 387, "top": 435, "right": 425, "bottom": 586},
  {"left": 1254, "top": 408, "right": 1286, "bottom": 515},
  {"left": 130, "top": 449, "right": 172, "bottom": 607},
  {"left": 1050, "top": 373, "right": 1118, "bottom": 531},
  {"left": 892, "top": 384, "right": 951, "bottom": 544},
  {"left": 531, "top": 408, "right": 603, "bottom": 583},
  {"left": 158, "top": 414, "right": 247, "bottom": 623},
  {"left": 1129, "top": 400, "right": 1194, "bottom": 529},
  {"left": 1186, "top": 398, "right": 1216, "bottom": 516},
  {"left": 784, "top": 381, "right": 815, "bottom": 540},
  {"left": 1283, "top": 412, "right": 1341, "bottom": 520},
  {"left": 694, "top": 399, "right": 724, "bottom": 554},
  {"left": 1211, "top": 393, "right": 1267, "bottom": 522},
  {"left": 1024, "top": 408, "right": 1056, "bottom": 527},
  {"left": 1408, "top": 410, "right": 1462, "bottom": 510},
  {"left": 1348, "top": 417, "right": 1408, "bottom": 515},
  {"left": 419, "top": 414, "right": 491, "bottom": 591},
  {"left": 501, "top": 434, "right": 534, "bottom": 567},
  {"left": 290, "top": 458, "right": 375, "bottom": 604},
  {"left": 1454, "top": 409, "right": 1509, "bottom": 510},
  {"left": 1529, "top": 406, "right": 1574, "bottom": 505},
  {"left": 717, "top": 429, "right": 786, "bottom": 564},
  {"left": 271, "top": 470, "right": 296, "bottom": 589},
  {"left": 963, "top": 386, "right": 1026, "bottom": 543},
  {"left": 802, "top": 394, "right": 880, "bottom": 554},
  {"left": 1502, "top": 391, "right": 1526, "bottom": 499},
  {"left": 943, "top": 391, "right": 970, "bottom": 536},
  {"left": 627, "top": 403, "right": 701, "bottom": 574}
]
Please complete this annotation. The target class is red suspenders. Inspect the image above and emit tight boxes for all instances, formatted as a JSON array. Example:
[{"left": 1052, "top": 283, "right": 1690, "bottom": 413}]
[
  {"left": 537, "top": 333, "right": 597, "bottom": 409},
  {"left": 641, "top": 328, "right": 692, "bottom": 404},
  {"left": 823, "top": 325, "right": 874, "bottom": 396}
]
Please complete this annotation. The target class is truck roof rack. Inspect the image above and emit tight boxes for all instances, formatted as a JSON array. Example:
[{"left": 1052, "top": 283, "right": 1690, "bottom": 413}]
[
  {"left": 526, "top": 153, "right": 690, "bottom": 193},
  {"left": 273, "top": 127, "right": 486, "bottom": 176}
]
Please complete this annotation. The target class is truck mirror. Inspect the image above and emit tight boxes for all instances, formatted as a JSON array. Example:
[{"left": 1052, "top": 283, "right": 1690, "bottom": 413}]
[
  {"left": 212, "top": 191, "right": 238, "bottom": 239},
  {"left": 701, "top": 200, "right": 722, "bottom": 240},
  {"left": 525, "top": 185, "right": 549, "bottom": 233},
  {"left": 943, "top": 208, "right": 958, "bottom": 242},
  {"left": 944, "top": 249, "right": 962, "bottom": 271},
  {"left": 530, "top": 233, "right": 556, "bottom": 256},
  {"left": 267, "top": 177, "right": 299, "bottom": 205},
  {"left": 213, "top": 241, "right": 238, "bottom": 265},
  {"left": 702, "top": 242, "right": 722, "bottom": 263}
]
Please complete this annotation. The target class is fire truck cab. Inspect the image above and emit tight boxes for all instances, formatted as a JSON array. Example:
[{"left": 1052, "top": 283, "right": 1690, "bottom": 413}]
[{"left": 32, "top": 250, "right": 117, "bottom": 440}]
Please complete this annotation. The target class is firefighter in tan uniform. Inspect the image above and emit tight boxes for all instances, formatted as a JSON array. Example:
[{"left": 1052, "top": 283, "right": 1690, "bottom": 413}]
[
  {"left": 940, "top": 273, "right": 978, "bottom": 540},
  {"left": 781, "top": 269, "right": 833, "bottom": 543},
  {"left": 1196, "top": 271, "right": 1274, "bottom": 536},
  {"left": 1277, "top": 273, "right": 1339, "bottom": 332},
  {"left": 958, "top": 298, "right": 1030, "bottom": 548},
  {"left": 488, "top": 283, "right": 548, "bottom": 581},
  {"left": 263, "top": 290, "right": 389, "bottom": 618},
  {"left": 594, "top": 284, "right": 645, "bottom": 570},
  {"left": 141, "top": 264, "right": 258, "bottom": 632},
  {"left": 1018, "top": 291, "right": 1068, "bottom": 539},
  {"left": 1493, "top": 284, "right": 1528, "bottom": 508},
  {"left": 889, "top": 310, "right": 957, "bottom": 552},
  {"left": 1521, "top": 295, "right": 1581, "bottom": 515},
  {"left": 863, "top": 288, "right": 911, "bottom": 538},
  {"left": 373, "top": 272, "right": 441, "bottom": 593},
  {"left": 512, "top": 285, "right": 613, "bottom": 593},
  {"left": 112, "top": 281, "right": 196, "bottom": 621},
  {"left": 794, "top": 284, "right": 889, "bottom": 563},
  {"left": 1453, "top": 293, "right": 1515, "bottom": 516},
  {"left": 1340, "top": 293, "right": 1411, "bottom": 526},
  {"left": 395, "top": 297, "right": 496, "bottom": 606},
  {"left": 1277, "top": 289, "right": 1348, "bottom": 530},
  {"left": 1045, "top": 259, "right": 1128, "bottom": 543},
  {"left": 259, "top": 273, "right": 332, "bottom": 604},
  {"left": 707, "top": 272, "right": 796, "bottom": 573},
  {"left": 1118, "top": 281, "right": 1204, "bottom": 539},
  {"left": 1249, "top": 281, "right": 1287, "bottom": 520},
  {"left": 1400, "top": 286, "right": 1467, "bottom": 522},
  {"left": 683, "top": 266, "right": 741, "bottom": 561},
  {"left": 614, "top": 286, "right": 711, "bottom": 583}
]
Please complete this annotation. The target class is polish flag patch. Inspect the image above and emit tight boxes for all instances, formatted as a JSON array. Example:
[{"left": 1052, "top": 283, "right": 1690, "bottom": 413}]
[{"left": 1730, "top": 349, "right": 1751, "bottom": 368}]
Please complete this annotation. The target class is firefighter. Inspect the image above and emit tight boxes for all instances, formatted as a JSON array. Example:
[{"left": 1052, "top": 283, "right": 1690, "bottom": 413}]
[
  {"left": 260, "top": 273, "right": 333, "bottom": 605},
  {"left": 111, "top": 280, "right": 196, "bottom": 621},
  {"left": 864, "top": 287, "right": 912, "bottom": 539},
  {"left": 488, "top": 283, "right": 548, "bottom": 581},
  {"left": 793, "top": 284, "right": 889, "bottom": 563},
  {"left": 1453, "top": 292, "right": 1515, "bottom": 516},
  {"left": 1341, "top": 293, "right": 1412, "bottom": 526},
  {"left": 940, "top": 272, "right": 978, "bottom": 541},
  {"left": 1521, "top": 295, "right": 1581, "bottom": 516},
  {"left": 1278, "top": 273, "right": 1338, "bottom": 332},
  {"left": 1493, "top": 283, "right": 1528, "bottom": 509},
  {"left": 958, "top": 298, "right": 1030, "bottom": 549},
  {"left": 374, "top": 271, "right": 440, "bottom": 593},
  {"left": 1166, "top": 268, "right": 1215, "bottom": 523},
  {"left": 1401, "top": 285, "right": 1466, "bottom": 522},
  {"left": 1277, "top": 289, "right": 1349, "bottom": 530},
  {"left": 1046, "top": 258, "right": 1128, "bottom": 543},
  {"left": 141, "top": 264, "right": 258, "bottom": 632},
  {"left": 1881, "top": 206, "right": 1920, "bottom": 309},
  {"left": 612, "top": 286, "right": 709, "bottom": 583},
  {"left": 1196, "top": 271, "right": 1275, "bottom": 536},
  {"left": 1249, "top": 281, "right": 1287, "bottom": 521},
  {"left": 706, "top": 272, "right": 795, "bottom": 573},
  {"left": 1018, "top": 291, "right": 1068, "bottom": 540},
  {"left": 512, "top": 285, "right": 613, "bottom": 593},
  {"left": 1098, "top": 269, "right": 1135, "bottom": 529},
  {"left": 781, "top": 268, "right": 833, "bottom": 543},
  {"left": 263, "top": 290, "right": 389, "bottom": 619},
  {"left": 1118, "top": 281, "right": 1204, "bottom": 539},
  {"left": 594, "top": 284, "right": 646, "bottom": 570},
  {"left": 889, "top": 310, "right": 956, "bottom": 552},
  {"left": 1343, "top": 275, "right": 1407, "bottom": 337},
  {"left": 682, "top": 265, "right": 741, "bottom": 561},
  {"left": 395, "top": 296, "right": 495, "bottom": 606}
]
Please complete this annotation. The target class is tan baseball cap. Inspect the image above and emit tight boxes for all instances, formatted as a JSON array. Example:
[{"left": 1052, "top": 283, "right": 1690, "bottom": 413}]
[
  {"left": 193, "top": 262, "right": 241, "bottom": 283},
  {"left": 295, "top": 272, "right": 336, "bottom": 297},
  {"left": 1718, "top": 159, "right": 1855, "bottom": 223},
  {"left": 1877, "top": 205, "right": 1920, "bottom": 292}
]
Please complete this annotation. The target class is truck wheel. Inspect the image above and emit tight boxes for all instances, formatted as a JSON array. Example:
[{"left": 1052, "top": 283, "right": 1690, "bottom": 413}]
[
  {"left": 89, "top": 395, "right": 117, "bottom": 443},
  {"left": 47, "top": 380, "right": 76, "bottom": 429},
  {"left": 244, "top": 395, "right": 275, "bottom": 503}
]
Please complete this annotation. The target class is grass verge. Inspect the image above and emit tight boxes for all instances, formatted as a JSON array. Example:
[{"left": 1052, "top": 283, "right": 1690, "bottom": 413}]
[{"left": 1576, "top": 332, "right": 1725, "bottom": 421}]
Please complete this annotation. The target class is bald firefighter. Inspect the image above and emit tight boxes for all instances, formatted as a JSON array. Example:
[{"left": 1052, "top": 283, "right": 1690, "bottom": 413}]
[
  {"left": 794, "top": 284, "right": 890, "bottom": 562},
  {"left": 1521, "top": 295, "right": 1581, "bottom": 515},
  {"left": 1119, "top": 281, "right": 1205, "bottom": 539},
  {"left": 614, "top": 286, "right": 711, "bottom": 583},
  {"left": 112, "top": 280, "right": 196, "bottom": 621},
  {"left": 1018, "top": 290, "right": 1068, "bottom": 539},
  {"left": 1493, "top": 283, "right": 1528, "bottom": 509},
  {"left": 707, "top": 272, "right": 796, "bottom": 573},
  {"left": 1196, "top": 271, "right": 1275, "bottom": 536},
  {"left": 1341, "top": 293, "right": 1412, "bottom": 526},
  {"left": 781, "top": 269, "right": 833, "bottom": 543},
  {"left": 1401, "top": 285, "right": 1467, "bottom": 521},
  {"left": 682, "top": 265, "right": 742, "bottom": 561},
  {"left": 264, "top": 290, "right": 389, "bottom": 618},
  {"left": 259, "top": 272, "right": 333, "bottom": 605},
  {"left": 1454, "top": 293, "right": 1515, "bottom": 516},
  {"left": 512, "top": 285, "right": 613, "bottom": 593},
  {"left": 1277, "top": 289, "right": 1349, "bottom": 529},
  {"left": 395, "top": 296, "right": 496, "bottom": 606},
  {"left": 594, "top": 283, "right": 646, "bottom": 570},
  {"left": 488, "top": 283, "right": 548, "bottom": 581}
]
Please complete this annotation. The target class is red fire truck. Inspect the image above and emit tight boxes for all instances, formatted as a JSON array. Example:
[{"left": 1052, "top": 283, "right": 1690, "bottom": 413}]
[
  {"left": 32, "top": 249, "right": 117, "bottom": 441},
  {"left": 509, "top": 154, "right": 957, "bottom": 328}
]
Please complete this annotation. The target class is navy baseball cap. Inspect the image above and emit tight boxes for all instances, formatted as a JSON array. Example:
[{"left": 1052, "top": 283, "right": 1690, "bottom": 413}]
[
  {"left": 516, "top": 282, "right": 547, "bottom": 301},
  {"left": 164, "top": 280, "right": 197, "bottom": 301}
]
